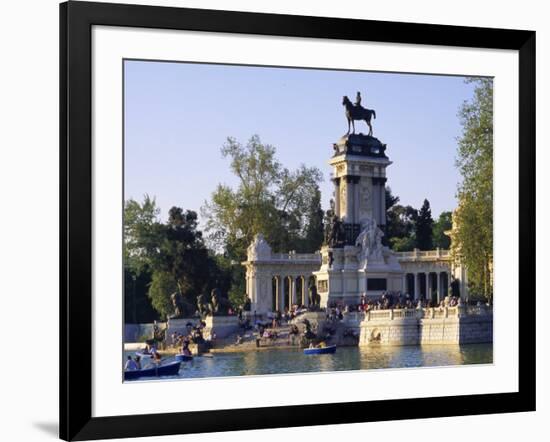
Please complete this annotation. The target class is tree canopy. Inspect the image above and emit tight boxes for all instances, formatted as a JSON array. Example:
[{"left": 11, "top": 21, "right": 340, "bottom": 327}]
[
  {"left": 432, "top": 211, "right": 452, "bottom": 249},
  {"left": 415, "top": 199, "right": 434, "bottom": 251},
  {"left": 202, "top": 135, "right": 324, "bottom": 257},
  {"left": 124, "top": 198, "right": 231, "bottom": 319},
  {"left": 452, "top": 78, "right": 493, "bottom": 301}
]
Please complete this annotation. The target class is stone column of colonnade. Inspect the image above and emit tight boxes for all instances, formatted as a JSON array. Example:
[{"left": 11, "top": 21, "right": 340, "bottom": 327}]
[
  {"left": 303, "top": 276, "right": 309, "bottom": 306},
  {"left": 271, "top": 274, "right": 313, "bottom": 312},
  {"left": 291, "top": 276, "right": 297, "bottom": 307},
  {"left": 279, "top": 276, "right": 286, "bottom": 312}
]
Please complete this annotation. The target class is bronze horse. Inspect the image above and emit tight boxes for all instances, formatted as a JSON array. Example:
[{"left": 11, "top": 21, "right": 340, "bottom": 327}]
[{"left": 342, "top": 96, "right": 376, "bottom": 135}]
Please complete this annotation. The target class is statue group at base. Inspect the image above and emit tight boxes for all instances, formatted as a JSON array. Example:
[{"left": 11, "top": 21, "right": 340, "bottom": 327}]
[
  {"left": 168, "top": 292, "right": 195, "bottom": 319},
  {"left": 196, "top": 288, "right": 232, "bottom": 317},
  {"left": 169, "top": 288, "right": 233, "bottom": 320},
  {"left": 355, "top": 217, "right": 385, "bottom": 267},
  {"left": 324, "top": 201, "right": 346, "bottom": 248}
]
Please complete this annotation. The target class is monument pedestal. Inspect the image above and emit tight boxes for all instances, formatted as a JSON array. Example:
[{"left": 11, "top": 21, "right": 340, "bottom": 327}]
[
  {"left": 203, "top": 315, "right": 240, "bottom": 339},
  {"left": 315, "top": 237, "right": 404, "bottom": 306}
]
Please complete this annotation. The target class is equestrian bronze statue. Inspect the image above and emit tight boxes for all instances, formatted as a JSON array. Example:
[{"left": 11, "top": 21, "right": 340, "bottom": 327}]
[{"left": 342, "top": 95, "right": 376, "bottom": 135}]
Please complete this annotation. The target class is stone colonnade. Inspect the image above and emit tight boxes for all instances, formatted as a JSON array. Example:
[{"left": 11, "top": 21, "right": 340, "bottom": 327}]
[
  {"left": 243, "top": 254, "right": 322, "bottom": 314},
  {"left": 402, "top": 271, "right": 450, "bottom": 302},
  {"left": 270, "top": 274, "right": 316, "bottom": 312}
]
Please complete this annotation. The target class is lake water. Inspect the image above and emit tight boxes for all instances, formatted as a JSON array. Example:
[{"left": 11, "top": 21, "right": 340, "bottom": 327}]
[{"left": 124, "top": 344, "right": 492, "bottom": 381}]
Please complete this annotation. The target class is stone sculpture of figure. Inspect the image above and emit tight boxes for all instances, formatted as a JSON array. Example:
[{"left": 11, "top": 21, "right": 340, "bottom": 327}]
[
  {"left": 196, "top": 293, "right": 210, "bottom": 317},
  {"left": 342, "top": 95, "right": 376, "bottom": 136},
  {"left": 209, "top": 288, "right": 231, "bottom": 316},
  {"left": 325, "top": 210, "right": 345, "bottom": 248},
  {"left": 355, "top": 218, "right": 384, "bottom": 265},
  {"left": 169, "top": 291, "right": 194, "bottom": 319},
  {"left": 308, "top": 281, "right": 321, "bottom": 309}
]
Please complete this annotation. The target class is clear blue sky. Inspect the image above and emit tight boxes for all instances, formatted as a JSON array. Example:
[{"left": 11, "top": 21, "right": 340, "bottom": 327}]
[{"left": 124, "top": 60, "right": 476, "bottom": 223}]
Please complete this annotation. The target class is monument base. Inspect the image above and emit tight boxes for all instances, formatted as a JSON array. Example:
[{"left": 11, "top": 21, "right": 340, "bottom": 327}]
[
  {"left": 203, "top": 315, "right": 240, "bottom": 339},
  {"left": 314, "top": 245, "right": 404, "bottom": 307}
]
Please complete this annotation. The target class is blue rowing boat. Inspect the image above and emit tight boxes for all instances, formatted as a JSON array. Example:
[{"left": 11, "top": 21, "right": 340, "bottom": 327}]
[
  {"left": 175, "top": 354, "right": 193, "bottom": 362},
  {"left": 303, "top": 345, "right": 337, "bottom": 355},
  {"left": 124, "top": 361, "right": 181, "bottom": 380}
]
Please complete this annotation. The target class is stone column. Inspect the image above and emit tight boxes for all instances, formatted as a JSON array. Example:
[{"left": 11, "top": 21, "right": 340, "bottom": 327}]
[
  {"left": 248, "top": 270, "right": 256, "bottom": 306},
  {"left": 416, "top": 273, "right": 422, "bottom": 299},
  {"left": 280, "top": 276, "right": 286, "bottom": 312},
  {"left": 275, "top": 276, "right": 279, "bottom": 311},
  {"left": 266, "top": 275, "right": 273, "bottom": 313},
  {"left": 402, "top": 274, "right": 407, "bottom": 294},
  {"left": 291, "top": 277, "right": 297, "bottom": 307},
  {"left": 426, "top": 273, "right": 431, "bottom": 301},
  {"left": 303, "top": 277, "right": 309, "bottom": 307}
]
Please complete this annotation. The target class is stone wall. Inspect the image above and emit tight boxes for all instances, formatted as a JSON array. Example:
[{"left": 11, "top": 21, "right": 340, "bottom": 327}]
[
  {"left": 203, "top": 315, "right": 240, "bottom": 339},
  {"left": 350, "top": 306, "right": 492, "bottom": 346}
]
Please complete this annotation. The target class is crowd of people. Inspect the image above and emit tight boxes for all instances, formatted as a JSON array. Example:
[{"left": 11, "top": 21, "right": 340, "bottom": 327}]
[
  {"left": 169, "top": 320, "right": 215, "bottom": 356},
  {"left": 325, "top": 291, "right": 462, "bottom": 314}
]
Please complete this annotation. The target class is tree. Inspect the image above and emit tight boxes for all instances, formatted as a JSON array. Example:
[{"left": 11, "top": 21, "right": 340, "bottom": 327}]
[
  {"left": 301, "top": 187, "right": 325, "bottom": 253},
  {"left": 124, "top": 196, "right": 162, "bottom": 322},
  {"left": 124, "top": 196, "right": 232, "bottom": 318},
  {"left": 151, "top": 207, "right": 213, "bottom": 308},
  {"left": 390, "top": 236, "right": 417, "bottom": 252},
  {"left": 453, "top": 78, "right": 493, "bottom": 301},
  {"left": 415, "top": 199, "right": 433, "bottom": 250},
  {"left": 124, "top": 195, "right": 161, "bottom": 275},
  {"left": 201, "top": 136, "right": 323, "bottom": 307},
  {"left": 385, "top": 187, "right": 418, "bottom": 251},
  {"left": 432, "top": 211, "right": 452, "bottom": 249},
  {"left": 202, "top": 135, "right": 323, "bottom": 257},
  {"left": 147, "top": 271, "right": 178, "bottom": 319}
]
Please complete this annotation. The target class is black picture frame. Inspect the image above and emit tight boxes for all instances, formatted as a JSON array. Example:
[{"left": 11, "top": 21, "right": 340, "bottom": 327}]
[{"left": 60, "top": 1, "right": 536, "bottom": 440}]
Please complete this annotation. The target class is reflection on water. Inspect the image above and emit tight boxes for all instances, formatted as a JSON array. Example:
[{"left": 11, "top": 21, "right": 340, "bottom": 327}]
[{"left": 124, "top": 344, "right": 492, "bottom": 381}]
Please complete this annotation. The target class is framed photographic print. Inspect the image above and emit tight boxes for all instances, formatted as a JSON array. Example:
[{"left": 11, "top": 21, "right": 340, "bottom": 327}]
[{"left": 60, "top": 1, "right": 536, "bottom": 440}]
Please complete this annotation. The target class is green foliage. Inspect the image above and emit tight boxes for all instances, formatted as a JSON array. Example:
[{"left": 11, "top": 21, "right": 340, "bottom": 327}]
[
  {"left": 124, "top": 196, "right": 234, "bottom": 318},
  {"left": 300, "top": 187, "right": 325, "bottom": 253},
  {"left": 385, "top": 188, "right": 418, "bottom": 251},
  {"left": 454, "top": 78, "right": 493, "bottom": 301},
  {"left": 432, "top": 211, "right": 452, "bottom": 249},
  {"left": 124, "top": 195, "right": 161, "bottom": 275},
  {"left": 390, "top": 235, "right": 417, "bottom": 252},
  {"left": 415, "top": 199, "right": 434, "bottom": 250},
  {"left": 148, "top": 271, "right": 178, "bottom": 320},
  {"left": 124, "top": 266, "right": 159, "bottom": 323},
  {"left": 202, "top": 135, "right": 324, "bottom": 259}
]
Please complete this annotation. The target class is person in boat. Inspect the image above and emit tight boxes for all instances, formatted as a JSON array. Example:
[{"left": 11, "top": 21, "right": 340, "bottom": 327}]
[
  {"left": 125, "top": 355, "right": 138, "bottom": 371},
  {"left": 134, "top": 355, "right": 141, "bottom": 370},
  {"left": 181, "top": 341, "right": 192, "bottom": 356},
  {"left": 151, "top": 347, "right": 161, "bottom": 363}
]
